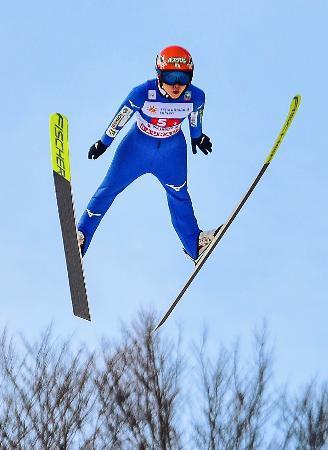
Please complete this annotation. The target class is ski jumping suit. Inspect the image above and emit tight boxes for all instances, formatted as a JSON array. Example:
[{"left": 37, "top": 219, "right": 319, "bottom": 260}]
[{"left": 78, "top": 79, "right": 206, "bottom": 259}]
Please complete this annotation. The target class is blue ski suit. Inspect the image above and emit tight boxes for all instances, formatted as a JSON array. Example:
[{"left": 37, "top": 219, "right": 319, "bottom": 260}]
[{"left": 78, "top": 79, "right": 206, "bottom": 259}]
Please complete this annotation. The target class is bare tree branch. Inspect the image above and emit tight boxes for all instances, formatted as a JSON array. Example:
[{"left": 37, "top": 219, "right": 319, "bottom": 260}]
[
  {"left": 192, "top": 325, "right": 272, "bottom": 450},
  {"left": 0, "top": 314, "right": 327, "bottom": 450},
  {"left": 0, "top": 326, "right": 96, "bottom": 448},
  {"left": 93, "top": 311, "right": 183, "bottom": 449},
  {"left": 274, "top": 381, "right": 328, "bottom": 449}
]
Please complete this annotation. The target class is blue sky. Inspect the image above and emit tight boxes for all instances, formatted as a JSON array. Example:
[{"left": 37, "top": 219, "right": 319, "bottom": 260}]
[{"left": 1, "top": 0, "right": 327, "bottom": 388}]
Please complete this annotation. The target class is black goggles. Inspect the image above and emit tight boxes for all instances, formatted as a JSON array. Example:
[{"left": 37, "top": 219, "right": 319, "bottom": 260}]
[{"left": 160, "top": 70, "right": 193, "bottom": 86}]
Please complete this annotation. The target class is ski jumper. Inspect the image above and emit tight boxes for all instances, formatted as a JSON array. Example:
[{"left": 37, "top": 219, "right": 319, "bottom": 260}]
[{"left": 78, "top": 79, "right": 206, "bottom": 259}]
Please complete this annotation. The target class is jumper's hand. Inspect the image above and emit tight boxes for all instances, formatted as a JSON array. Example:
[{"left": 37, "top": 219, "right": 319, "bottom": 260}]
[
  {"left": 191, "top": 133, "right": 212, "bottom": 155},
  {"left": 88, "top": 140, "right": 108, "bottom": 159}
]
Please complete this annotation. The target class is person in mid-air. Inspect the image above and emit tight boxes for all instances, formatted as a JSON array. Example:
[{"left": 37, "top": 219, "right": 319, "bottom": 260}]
[{"left": 78, "top": 45, "right": 216, "bottom": 263}]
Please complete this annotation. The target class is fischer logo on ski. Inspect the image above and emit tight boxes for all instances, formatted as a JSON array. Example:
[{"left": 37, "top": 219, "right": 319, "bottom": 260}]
[{"left": 50, "top": 113, "right": 71, "bottom": 181}]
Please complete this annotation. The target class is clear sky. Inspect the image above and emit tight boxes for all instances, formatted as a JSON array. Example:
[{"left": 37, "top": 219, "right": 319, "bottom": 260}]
[{"left": 1, "top": 0, "right": 327, "bottom": 388}]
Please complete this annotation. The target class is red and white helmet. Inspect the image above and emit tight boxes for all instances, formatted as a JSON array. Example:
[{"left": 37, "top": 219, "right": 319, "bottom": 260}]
[
  {"left": 156, "top": 45, "right": 194, "bottom": 72},
  {"left": 156, "top": 46, "right": 194, "bottom": 86}
]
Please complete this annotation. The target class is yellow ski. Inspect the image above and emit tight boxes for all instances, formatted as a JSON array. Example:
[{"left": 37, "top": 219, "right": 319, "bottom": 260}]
[{"left": 50, "top": 113, "right": 91, "bottom": 321}]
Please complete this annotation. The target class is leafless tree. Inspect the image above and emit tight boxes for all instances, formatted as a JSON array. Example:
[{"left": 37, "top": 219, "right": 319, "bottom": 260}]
[
  {"left": 272, "top": 381, "right": 328, "bottom": 450},
  {"left": 0, "top": 314, "right": 183, "bottom": 450},
  {"left": 0, "top": 313, "right": 327, "bottom": 450},
  {"left": 0, "top": 326, "right": 96, "bottom": 449},
  {"left": 92, "top": 311, "right": 183, "bottom": 449},
  {"left": 192, "top": 327, "right": 272, "bottom": 450}
]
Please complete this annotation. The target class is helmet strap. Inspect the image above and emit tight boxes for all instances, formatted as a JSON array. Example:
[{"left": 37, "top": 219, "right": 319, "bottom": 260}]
[{"left": 157, "top": 79, "right": 170, "bottom": 98}]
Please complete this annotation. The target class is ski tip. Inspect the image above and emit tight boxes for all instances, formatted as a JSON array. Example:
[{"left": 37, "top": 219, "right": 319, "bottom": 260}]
[
  {"left": 50, "top": 113, "right": 71, "bottom": 182},
  {"left": 292, "top": 94, "right": 302, "bottom": 109},
  {"left": 264, "top": 94, "right": 302, "bottom": 165},
  {"left": 50, "top": 112, "right": 69, "bottom": 122}
]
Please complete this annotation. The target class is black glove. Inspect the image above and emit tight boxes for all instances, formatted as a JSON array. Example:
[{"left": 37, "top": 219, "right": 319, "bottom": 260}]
[
  {"left": 191, "top": 133, "right": 212, "bottom": 155},
  {"left": 88, "top": 140, "right": 108, "bottom": 160}
]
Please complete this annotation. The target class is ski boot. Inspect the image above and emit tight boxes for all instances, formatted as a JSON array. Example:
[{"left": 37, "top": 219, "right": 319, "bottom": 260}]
[
  {"left": 184, "top": 226, "right": 223, "bottom": 265},
  {"left": 195, "top": 229, "right": 217, "bottom": 264},
  {"left": 77, "top": 230, "right": 85, "bottom": 255}
]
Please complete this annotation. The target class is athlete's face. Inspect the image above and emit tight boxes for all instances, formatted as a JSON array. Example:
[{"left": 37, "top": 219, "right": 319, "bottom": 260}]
[{"left": 162, "top": 83, "right": 187, "bottom": 99}]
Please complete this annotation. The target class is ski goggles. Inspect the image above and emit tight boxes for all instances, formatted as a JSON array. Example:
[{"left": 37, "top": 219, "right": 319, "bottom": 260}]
[{"left": 160, "top": 70, "right": 193, "bottom": 86}]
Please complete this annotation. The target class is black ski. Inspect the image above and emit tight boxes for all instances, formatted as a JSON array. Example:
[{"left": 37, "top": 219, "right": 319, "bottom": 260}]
[{"left": 154, "top": 95, "right": 301, "bottom": 332}]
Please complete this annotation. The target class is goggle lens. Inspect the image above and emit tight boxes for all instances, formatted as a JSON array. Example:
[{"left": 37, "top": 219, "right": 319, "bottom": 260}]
[{"left": 160, "top": 70, "right": 192, "bottom": 86}]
